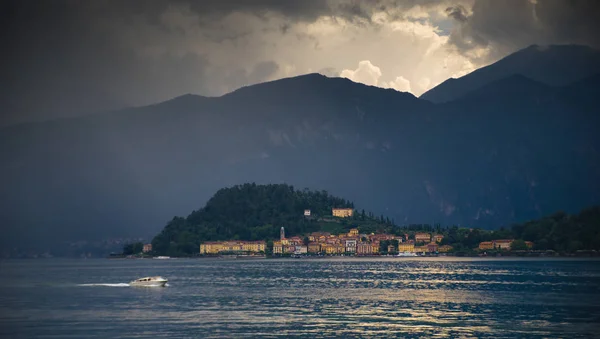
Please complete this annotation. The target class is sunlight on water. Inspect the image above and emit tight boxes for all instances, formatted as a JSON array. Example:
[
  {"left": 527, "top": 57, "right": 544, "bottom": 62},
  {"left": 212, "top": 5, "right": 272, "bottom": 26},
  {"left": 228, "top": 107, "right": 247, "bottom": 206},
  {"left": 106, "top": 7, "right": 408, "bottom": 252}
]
[{"left": 1, "top": 258, "right": 599, "bottom": 338}]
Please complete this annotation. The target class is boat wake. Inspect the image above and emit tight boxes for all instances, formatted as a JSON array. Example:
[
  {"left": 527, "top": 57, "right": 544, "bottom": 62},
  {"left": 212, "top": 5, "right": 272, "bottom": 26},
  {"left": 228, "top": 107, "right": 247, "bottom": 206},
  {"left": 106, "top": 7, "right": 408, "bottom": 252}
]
[{"left": 77, "top": 283, "right": 130, "bottom": 287}]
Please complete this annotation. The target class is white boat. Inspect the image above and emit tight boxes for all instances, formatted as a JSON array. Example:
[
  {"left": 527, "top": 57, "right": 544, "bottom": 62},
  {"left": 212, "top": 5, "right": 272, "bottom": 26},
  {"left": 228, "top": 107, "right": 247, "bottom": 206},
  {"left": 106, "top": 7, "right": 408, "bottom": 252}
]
[
  {"left": 129, "top": 276, "right": 168, "bottom": 287},
  {"left": 396, "top": 252, "right": 418, "bottom": 257},
  {"left": 153, "top": 256, "right": 171, "bottom": 259}
]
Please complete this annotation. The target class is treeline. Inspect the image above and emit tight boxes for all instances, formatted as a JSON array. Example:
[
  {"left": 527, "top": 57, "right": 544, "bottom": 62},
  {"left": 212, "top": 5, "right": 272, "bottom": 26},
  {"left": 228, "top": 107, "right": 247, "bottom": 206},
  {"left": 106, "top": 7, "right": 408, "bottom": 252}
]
[
  {"left": 151, "top": 183, "right": 356, "bottom": 256},
  {"left": 432, "top": 206, "right": 600, "bottom": 253}
]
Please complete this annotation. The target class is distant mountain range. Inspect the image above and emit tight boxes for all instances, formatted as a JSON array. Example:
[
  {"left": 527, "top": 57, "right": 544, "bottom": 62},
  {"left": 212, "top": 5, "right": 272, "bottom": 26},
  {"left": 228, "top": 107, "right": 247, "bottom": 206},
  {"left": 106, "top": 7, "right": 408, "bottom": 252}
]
[
  {"left": 1, "top": 44, "right": 599, "bottom": 250},
  {"left": 421, "top": 44, "right": 600, "bottom": 103}
]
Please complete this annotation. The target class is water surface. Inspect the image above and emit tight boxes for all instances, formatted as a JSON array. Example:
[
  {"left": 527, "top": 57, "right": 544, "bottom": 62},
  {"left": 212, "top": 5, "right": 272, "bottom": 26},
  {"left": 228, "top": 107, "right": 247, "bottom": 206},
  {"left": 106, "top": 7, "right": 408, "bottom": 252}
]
[{"left": 1, "top": 257, "right": 599, "bottom": 338}]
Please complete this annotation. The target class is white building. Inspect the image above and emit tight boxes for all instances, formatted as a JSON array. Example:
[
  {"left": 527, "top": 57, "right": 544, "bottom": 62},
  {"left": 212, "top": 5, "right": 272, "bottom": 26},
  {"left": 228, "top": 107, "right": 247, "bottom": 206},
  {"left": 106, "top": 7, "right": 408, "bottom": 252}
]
[
  {"left": 304, "top": 209, "right": 311, "bottom": 216},
  {"left": 294, "top": 246, "right": 308, "bottom": 254},
  {"left": 345, "top": 239, "right": 357, "bottom": 253}
]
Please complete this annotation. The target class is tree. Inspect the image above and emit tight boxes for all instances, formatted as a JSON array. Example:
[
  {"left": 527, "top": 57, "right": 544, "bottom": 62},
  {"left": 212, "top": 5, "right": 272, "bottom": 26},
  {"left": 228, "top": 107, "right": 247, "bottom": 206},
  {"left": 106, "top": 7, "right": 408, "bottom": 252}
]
[
  {"left": 510, "top": 239, "right": 528, "bottom": 251},
  {"left": 303, "top": 236, "right": 310, "bottom": 246},
  {"left": 123, "top": 242, "right": 143, "bottom": 255}
]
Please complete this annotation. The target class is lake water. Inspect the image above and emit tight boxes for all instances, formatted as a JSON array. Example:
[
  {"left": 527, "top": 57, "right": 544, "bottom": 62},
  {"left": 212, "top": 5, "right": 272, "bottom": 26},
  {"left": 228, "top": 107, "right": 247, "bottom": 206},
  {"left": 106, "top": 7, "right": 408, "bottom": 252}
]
[{"left": 1, "top": 257, "right": 600, "bottom": 338}]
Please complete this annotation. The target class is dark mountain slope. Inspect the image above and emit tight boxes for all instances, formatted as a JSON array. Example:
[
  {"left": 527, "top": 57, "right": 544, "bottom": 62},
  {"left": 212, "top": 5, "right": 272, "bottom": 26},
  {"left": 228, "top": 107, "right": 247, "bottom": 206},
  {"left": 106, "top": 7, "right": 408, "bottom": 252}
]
[
  {"left": 421, "top": 44, "right": 600, "bottom": 103},
  {"left": 1, "top": 73, "right": 599, "bottom": 251}
]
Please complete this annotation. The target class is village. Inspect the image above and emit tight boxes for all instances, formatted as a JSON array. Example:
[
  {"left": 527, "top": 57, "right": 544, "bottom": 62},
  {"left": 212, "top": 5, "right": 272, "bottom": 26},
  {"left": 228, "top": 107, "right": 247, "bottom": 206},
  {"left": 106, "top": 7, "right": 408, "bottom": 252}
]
[{"left": 199, "top": 208, "right": 533, "bottom": 256}]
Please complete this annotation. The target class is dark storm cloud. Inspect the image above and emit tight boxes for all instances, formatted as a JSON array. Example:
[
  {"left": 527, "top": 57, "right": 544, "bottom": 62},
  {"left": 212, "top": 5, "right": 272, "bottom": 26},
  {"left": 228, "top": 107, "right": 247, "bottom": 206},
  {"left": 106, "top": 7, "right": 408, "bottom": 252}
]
[
  {"left": 2, "top": 0, "right": 599, "bottom": 126},
  {"left": 446, "top": 0, "right": 600, "bottom": 60},
  {"left": 445, "top": 5, "right": 468, "bottom": 23}
]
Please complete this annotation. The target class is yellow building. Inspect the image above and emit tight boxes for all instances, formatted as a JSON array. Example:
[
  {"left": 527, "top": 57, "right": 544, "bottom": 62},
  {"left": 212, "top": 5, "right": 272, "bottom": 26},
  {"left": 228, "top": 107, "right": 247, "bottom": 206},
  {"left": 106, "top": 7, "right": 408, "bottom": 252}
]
[
  {"left": 308, "top": 242, "right": 321, "bottom": 253},
  {"left": 493, "top": 239, "right": 513, "bottom": 250},
  {"left": 433, "top": 234, "right": 444, "bottom": 243},
  {"left": 372, "top": 242, "right": 380, "bottom": 254},
  {"left": 398, "top": 243, "right": 415, "bottom": 253},
  {"left": 200, "top": 242, "right": 224, "bottom": 254},
  {"left": 348, "top": 228, "right": 359, "bottom": 236},
  {"left": 479, "top": 241, "right": 494, "bottom": 250},
  {"left": 273, "top": 241, "right": 283, "bottom": 254},
  {"left": 414, "top": 245, "right": 428, "bottom": 253},
  {"left": 200, "top": 240, "right": 265, "bottom": 254},
  {"left": 332, "top": 208, "right": 354, "bottom": 218},
  {"left": 241, "top": 241, "right": 266, "bottom": 253}
]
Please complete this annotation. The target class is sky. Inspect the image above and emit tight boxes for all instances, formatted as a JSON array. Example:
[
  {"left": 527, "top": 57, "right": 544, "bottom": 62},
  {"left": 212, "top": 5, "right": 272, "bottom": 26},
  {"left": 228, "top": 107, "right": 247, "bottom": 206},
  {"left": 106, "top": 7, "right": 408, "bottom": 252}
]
[{"left": 2, "top": 0, "right": 599, "bottom": 126}]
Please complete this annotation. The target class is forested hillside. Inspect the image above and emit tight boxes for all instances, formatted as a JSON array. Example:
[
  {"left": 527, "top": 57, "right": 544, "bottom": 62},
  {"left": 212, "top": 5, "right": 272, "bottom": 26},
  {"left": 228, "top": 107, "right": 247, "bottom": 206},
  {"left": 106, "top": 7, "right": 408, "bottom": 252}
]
[{"left": 151, "top": 183, "right": 382, "bottom": 256}]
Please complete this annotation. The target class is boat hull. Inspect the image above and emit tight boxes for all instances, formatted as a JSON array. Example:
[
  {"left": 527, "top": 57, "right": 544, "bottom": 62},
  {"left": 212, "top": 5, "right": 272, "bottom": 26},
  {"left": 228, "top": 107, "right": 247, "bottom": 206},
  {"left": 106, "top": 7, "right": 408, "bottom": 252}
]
[
  {"left": 129, "top": 280, "right": 167, "bottom": 287},
  {"left": 129, "top": 276, "right": 168, "bottom": 287}
]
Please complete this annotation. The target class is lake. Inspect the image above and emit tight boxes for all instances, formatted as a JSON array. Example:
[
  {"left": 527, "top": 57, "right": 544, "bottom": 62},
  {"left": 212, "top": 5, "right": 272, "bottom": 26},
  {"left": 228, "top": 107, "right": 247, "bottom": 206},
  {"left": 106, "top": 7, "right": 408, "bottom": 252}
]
[{"left": 1, "top": 257, "right": 599, "bottom": 338}]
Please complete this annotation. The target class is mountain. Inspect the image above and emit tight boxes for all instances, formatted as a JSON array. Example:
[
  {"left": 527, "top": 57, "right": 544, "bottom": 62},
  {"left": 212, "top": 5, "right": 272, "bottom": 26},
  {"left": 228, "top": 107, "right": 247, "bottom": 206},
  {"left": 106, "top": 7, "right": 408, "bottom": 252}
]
[
  {"left": 421, "top": 44, "right": 600, "bottom": 103},
  {"left": 1, "top": 72, "right": 599, "bottom": 252}
]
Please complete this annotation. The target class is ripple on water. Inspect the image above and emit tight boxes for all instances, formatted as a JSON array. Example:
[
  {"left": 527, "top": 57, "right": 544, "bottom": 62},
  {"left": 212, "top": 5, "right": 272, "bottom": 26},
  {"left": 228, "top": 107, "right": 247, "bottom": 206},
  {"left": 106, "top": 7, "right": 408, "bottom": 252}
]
[{"left": 1, "top": 258, "right": 600, "bottom": 338}]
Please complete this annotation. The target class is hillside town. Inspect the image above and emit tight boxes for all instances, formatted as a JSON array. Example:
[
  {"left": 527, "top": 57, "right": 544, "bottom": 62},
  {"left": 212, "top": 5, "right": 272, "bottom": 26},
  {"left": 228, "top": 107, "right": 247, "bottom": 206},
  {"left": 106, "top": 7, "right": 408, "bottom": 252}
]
[{"left": 199, "top": 208, "right": 533, "bottom": 256}]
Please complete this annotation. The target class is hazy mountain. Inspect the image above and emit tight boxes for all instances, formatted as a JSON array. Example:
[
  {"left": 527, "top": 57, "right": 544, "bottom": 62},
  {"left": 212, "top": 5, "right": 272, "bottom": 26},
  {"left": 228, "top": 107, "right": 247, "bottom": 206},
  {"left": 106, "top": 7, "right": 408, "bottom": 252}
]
[
  {"left": 1, "top": 72, "right": 599, "bottom": 252},
  {"left": 420, "top": 44, "right": 600, "bottom": 103}
]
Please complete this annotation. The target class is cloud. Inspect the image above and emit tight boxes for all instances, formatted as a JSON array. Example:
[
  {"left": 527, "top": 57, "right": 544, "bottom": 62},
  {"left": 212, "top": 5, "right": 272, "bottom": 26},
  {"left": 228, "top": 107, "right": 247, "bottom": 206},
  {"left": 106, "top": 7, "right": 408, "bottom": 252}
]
[
  {"left": 445, "top": 0, "right": 600, "bottom": 61},
  {"left": 1, "top": 0, "right": 598, "bottom": 125},
  {"left": 340, "top": 60, "right": 382, "bottom": 87},
  {"left": 382, "top": 76, "right": 412, "bottom": 93},
  {"left": 340, "top": 61, "right": 413, "bottom": 93}
]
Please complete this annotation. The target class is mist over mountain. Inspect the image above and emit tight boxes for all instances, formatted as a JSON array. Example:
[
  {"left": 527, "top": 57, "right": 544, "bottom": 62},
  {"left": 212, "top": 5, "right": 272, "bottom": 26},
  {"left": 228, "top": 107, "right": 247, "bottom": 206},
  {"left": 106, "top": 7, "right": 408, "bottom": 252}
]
[
  {"left": 421, "top": 44, "right": 600, "bottom": 103},
  {"left": 1, "top": 45, "right": 599, "bottom": 251}
]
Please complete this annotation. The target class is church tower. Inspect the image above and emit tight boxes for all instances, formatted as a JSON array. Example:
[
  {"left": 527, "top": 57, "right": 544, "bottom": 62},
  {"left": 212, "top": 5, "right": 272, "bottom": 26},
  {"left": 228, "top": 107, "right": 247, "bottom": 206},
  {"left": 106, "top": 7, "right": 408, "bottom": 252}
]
[{"left": 280, "top": 226, "right": 285, "bottom": 240}]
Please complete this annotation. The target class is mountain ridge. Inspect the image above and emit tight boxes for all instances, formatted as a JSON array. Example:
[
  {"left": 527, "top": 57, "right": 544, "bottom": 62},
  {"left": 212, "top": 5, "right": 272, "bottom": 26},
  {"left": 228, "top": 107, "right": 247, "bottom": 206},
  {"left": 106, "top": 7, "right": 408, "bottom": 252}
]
[
  {"left": 421, "top": 44, "right": 600, "bottom": 103},
  {"left": 1, "top": 54, "right": 599, "bottom": 250}
]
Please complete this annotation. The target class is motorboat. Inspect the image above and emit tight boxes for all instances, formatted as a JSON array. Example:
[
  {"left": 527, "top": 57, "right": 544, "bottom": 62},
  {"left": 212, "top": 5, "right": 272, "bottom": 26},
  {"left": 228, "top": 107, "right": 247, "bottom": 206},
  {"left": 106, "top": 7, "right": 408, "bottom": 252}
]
[
  {"left": 129, "top": 276, "right": 168, "bottom": 287},
  {"left": 396, "top": 252, "right": 418, "bottom": 257}
]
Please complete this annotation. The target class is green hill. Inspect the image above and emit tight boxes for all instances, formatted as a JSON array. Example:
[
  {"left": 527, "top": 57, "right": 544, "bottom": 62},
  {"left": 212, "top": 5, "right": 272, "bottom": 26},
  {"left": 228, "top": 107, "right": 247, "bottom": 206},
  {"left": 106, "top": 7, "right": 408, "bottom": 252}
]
[{"left": 151, "top": 183, "right": 395, "bottom": 256}]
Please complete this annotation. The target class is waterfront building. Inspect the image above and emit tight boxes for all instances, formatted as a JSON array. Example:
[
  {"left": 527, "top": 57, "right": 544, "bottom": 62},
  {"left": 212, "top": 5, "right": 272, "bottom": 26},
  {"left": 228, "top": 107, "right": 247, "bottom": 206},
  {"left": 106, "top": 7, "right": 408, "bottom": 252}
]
[
  {"left": 494, "top": 239, "right": 513, "bottom": 250},
  {"left": 427, "top": 242, "right": 438, "bottom": 253},
  {"left": 372, "top": 242, "right": 380, "bottom": 254},
  {"left": 273, "top": 241, "right": 283, "bottom": 254},
  {"left": 398, "top": 243, "right": 415, "bottom": 253},
  {"left": 356, "top": 242, "right": 374, "bottom": 255},
  {"left": 345, "top": 239, "right": 357, "bottom": 253},
  {"left": 308, "top": 242, "right": 321, "bottom": 253},
  {"left": 241, "top": 241, "right": 266, "bottom": 253},
  {"left": 479, "top": 241, "right": 494, "bottom": 250},
  {"left": 414, "top": 245, "right": 428, "bottom": 253},
  {"left": 199, "top": 240, "right": 266, "bottom": 254},
  {"left": 438, "top": 245, "right": 453, "bottom": 253},
  {"left": 142, "top": 244, "right": 152, "bottom": 253},
  {"left": 295, "top": 246, "right": 308, "bottom": 254},
  {"left": 200, "top": 242, "right": 223, "bottom": 254}
]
